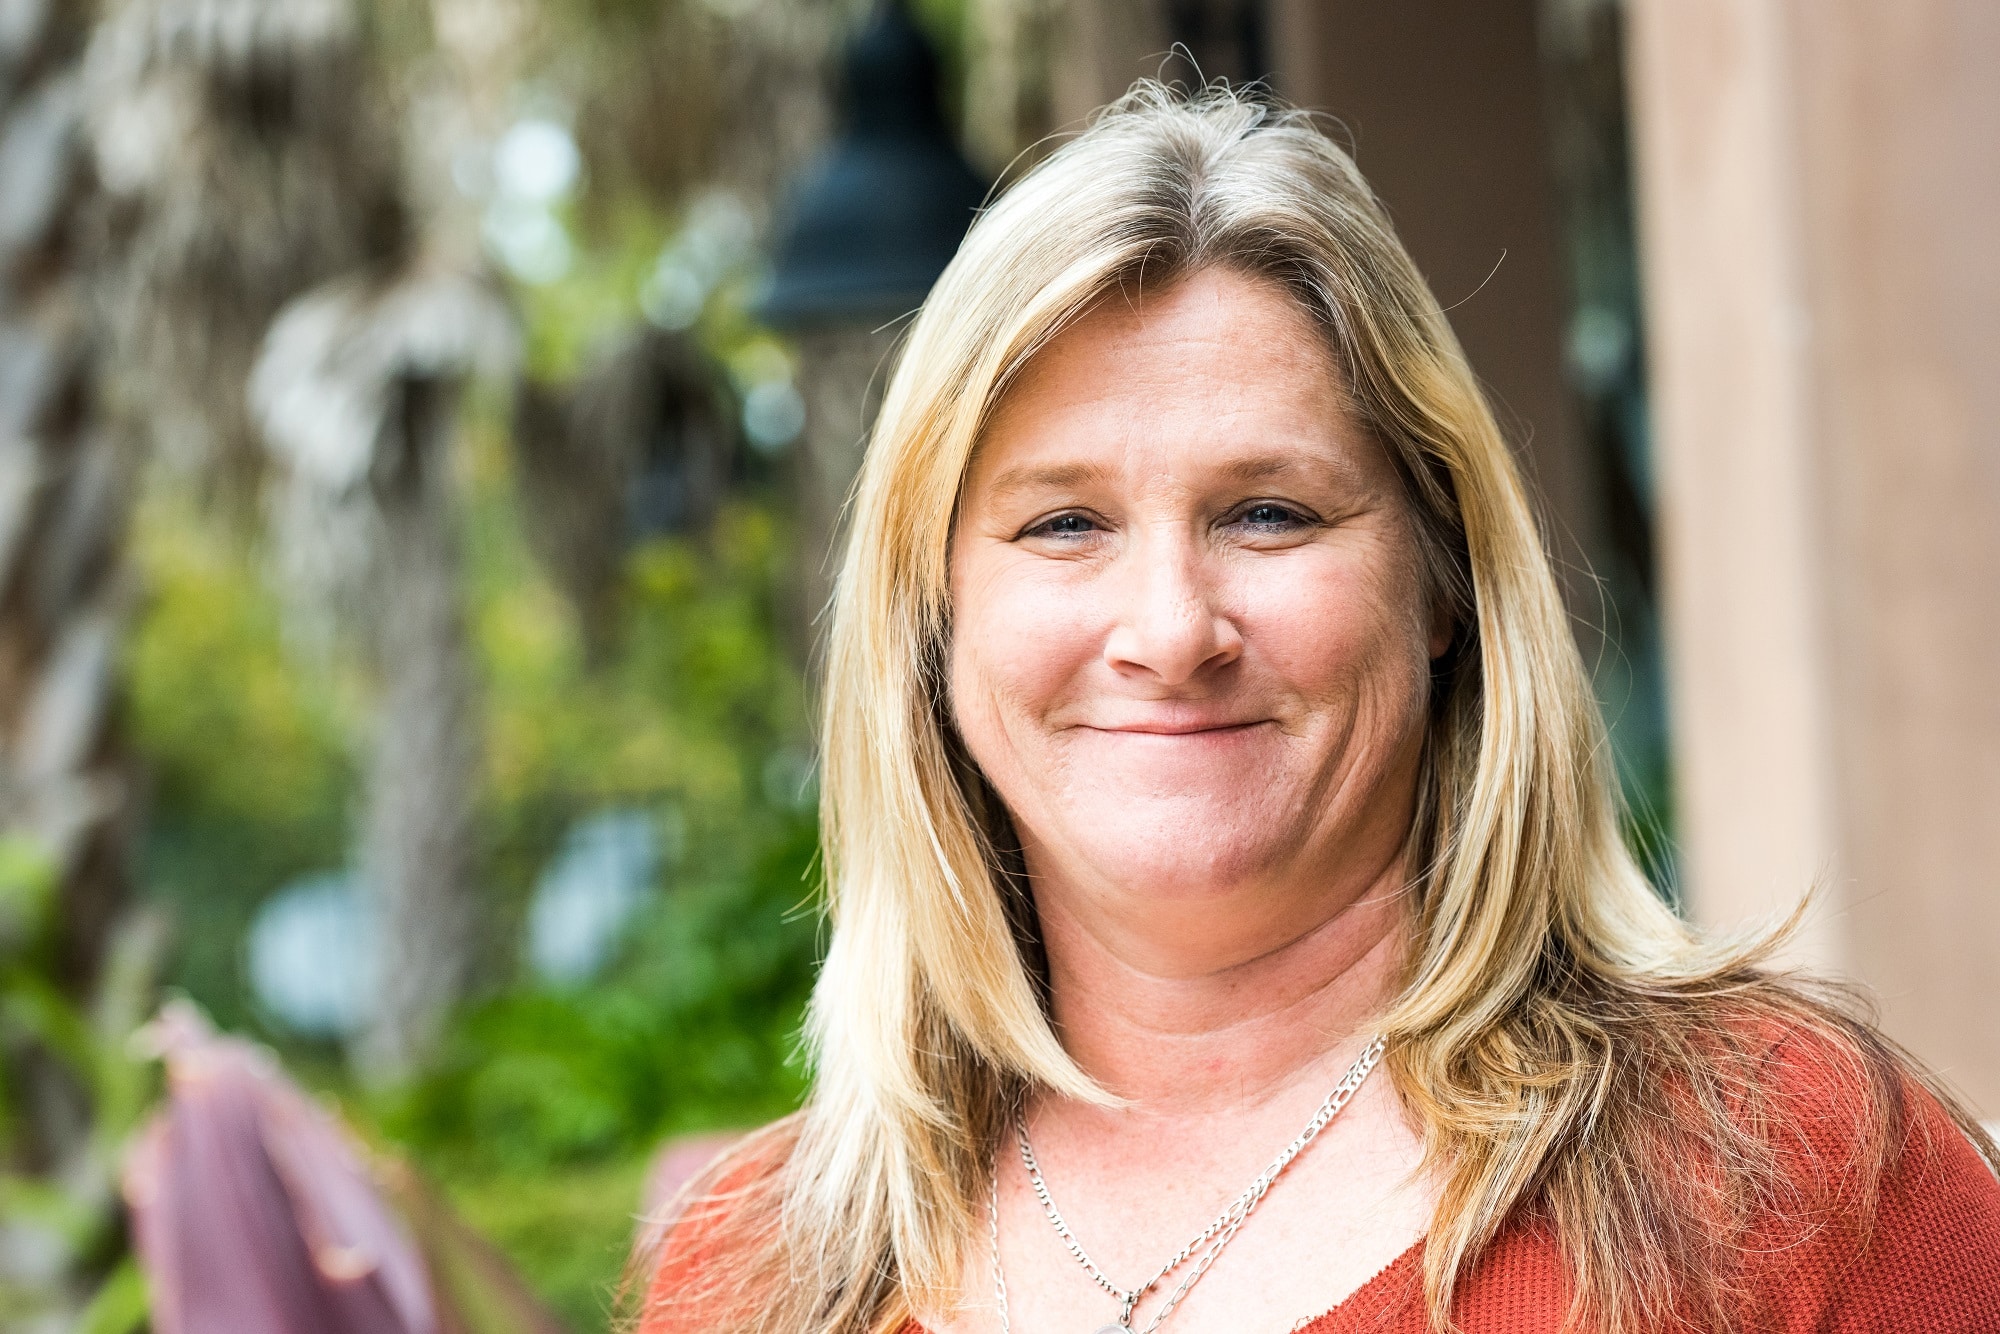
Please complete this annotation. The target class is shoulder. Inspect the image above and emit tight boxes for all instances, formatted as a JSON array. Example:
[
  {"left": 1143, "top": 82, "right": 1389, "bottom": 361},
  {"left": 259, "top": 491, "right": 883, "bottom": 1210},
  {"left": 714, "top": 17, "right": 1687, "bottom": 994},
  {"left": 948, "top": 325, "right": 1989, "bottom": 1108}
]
[
  {"left": 1745, "top": 1016, "right": 1986, "bottom": 1195},
  {"left": 1736, "top": 1020, "right": 2000, "bottom": 1329},
  {"left": 634, "top": 1116, "right": 800, "bottom": 1334}
]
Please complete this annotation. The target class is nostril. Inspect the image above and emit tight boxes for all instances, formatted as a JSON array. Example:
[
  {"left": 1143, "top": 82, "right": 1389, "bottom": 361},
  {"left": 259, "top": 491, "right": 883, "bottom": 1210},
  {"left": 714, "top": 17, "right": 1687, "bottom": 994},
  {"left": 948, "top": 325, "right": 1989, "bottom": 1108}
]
[
  {"left": 1103, "top": 607, "right": 1242, "bottom": 684},
  {"left": 1098, "top": 539, "right": 1242, "bottom": 681}
]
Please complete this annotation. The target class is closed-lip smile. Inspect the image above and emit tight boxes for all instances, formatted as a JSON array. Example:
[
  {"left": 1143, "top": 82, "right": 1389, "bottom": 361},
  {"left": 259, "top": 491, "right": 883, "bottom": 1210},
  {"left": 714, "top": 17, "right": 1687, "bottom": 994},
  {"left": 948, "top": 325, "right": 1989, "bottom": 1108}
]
[{"left": 1082, "top": 718, "right": 1269, "bottom": 736}]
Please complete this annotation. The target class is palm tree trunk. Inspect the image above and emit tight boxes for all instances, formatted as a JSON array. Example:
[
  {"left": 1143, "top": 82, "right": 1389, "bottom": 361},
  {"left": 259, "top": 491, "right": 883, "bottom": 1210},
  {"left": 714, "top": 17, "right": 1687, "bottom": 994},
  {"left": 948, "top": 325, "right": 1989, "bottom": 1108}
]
[
  {"left": 352, "top": 375, "right": 481, "bottom": 1083},
  {"left": 0, "top": 0, "right": 134, "bottom": 1008},
  {"left": 0, "top": 7, "right": 151, "bottom": 1322}
]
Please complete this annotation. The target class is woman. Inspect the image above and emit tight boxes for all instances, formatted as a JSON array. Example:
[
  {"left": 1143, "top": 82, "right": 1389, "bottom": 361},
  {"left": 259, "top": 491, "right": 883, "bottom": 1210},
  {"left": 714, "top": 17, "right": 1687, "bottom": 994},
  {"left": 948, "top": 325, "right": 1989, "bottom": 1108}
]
[{"left": 640, "top": 86, "right": 2000, "bottom": 1333}]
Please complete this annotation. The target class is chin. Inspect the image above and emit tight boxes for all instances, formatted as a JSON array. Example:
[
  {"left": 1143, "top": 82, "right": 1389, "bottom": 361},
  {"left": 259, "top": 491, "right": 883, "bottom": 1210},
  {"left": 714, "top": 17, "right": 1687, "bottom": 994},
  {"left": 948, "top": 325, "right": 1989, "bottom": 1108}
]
[{"left": 1063, "top": 803, "right": 1302, "bottom": 901}]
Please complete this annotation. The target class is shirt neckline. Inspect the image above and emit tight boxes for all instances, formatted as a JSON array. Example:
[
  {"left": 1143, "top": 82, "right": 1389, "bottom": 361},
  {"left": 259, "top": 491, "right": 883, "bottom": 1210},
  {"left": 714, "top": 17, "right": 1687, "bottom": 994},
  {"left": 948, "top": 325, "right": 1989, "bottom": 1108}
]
[{"left": 910, "top": 1234, "right": 1428, "bottom": 1334}]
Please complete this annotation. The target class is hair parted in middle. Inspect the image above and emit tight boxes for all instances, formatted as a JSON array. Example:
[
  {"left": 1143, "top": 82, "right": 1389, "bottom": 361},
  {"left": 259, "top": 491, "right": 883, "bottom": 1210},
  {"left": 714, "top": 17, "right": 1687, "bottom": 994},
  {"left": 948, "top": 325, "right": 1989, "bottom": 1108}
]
[{"left": 645, "top": 81, "right": 1975, "bottom": 1334}]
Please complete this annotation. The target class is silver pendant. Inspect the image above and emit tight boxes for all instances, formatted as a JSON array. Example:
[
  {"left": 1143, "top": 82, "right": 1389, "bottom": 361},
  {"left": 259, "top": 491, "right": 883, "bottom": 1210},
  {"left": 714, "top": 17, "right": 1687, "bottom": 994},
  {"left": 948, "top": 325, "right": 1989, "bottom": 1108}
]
[{"left": 1093, "top": 1327, "right": 1134, "bottom": 1334}]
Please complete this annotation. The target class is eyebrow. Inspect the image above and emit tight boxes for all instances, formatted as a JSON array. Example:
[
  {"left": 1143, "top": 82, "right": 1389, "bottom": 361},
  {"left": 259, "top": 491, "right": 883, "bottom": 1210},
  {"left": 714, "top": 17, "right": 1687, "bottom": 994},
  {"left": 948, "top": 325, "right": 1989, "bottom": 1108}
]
[
  {"left": 1213, "top": 454, "right": 1333, "bottom": 484},
  {"left": 978, "top": 450, "right": 1353, "bottom": 499},
  {"left": 982, "top": 460, "right": 1113, "bottom": 497}
]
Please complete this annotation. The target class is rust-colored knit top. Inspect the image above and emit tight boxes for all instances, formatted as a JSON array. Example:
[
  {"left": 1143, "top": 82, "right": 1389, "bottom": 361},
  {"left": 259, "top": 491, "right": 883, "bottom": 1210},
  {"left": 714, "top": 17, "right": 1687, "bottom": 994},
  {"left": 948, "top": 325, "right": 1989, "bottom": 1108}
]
[{"left": 642, "top": 1042, "right": 2000, "bottom": 1332}]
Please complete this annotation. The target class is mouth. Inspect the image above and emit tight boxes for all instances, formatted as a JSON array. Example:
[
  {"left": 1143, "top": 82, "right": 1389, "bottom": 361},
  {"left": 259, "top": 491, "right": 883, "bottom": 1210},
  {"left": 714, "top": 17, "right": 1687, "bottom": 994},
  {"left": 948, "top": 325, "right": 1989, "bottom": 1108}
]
[{"left": 1081, "top": 719, "right": 1270, "bottom": 737}]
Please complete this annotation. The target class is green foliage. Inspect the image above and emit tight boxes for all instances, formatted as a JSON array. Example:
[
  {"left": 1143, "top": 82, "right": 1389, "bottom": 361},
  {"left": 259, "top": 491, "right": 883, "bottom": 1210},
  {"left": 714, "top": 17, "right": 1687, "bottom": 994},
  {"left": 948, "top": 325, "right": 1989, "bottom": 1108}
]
[
  {"left": 125, "top": 490, "right": 358, "bottom": 1031},
  {"left": 388, "top": 812, "right": 818, "bottom": 1171},
  {"left": 128, "top": 400, "right": 815, "bottom": 1022},
  {"left": 126, "top": 332, "right": 818, "bottom": 1321},
  {"left": 115, "top": 10, "right": 842, "bottom": 1323},
  {"left": 121, "top": 448, "right": 817, "bottom": 1326},
  {"left": 0, "top": 836, "right": 55, "bottom": 965},
  {"left": 0, "top": 841, "right": 163, "bottom": 1158},
  {"left": 127, "top": 498, "right": 359, "bottom": 833},
  {"left": 402, "top": 437, "right": 820, "bottom": 1317},
  {"left": 1620, "top": 752, "right": 1678, "bottom": 907},
  {"left": 468, "top": 432, "right": 805, "bottom": 814},
  {"left": 432, "top": 1154, "right": 654, "bottom": 1333},
  {"left": 515, "top": 202, "right": 672, "bottom": 385},
  {"left": 0, "top": 838, "right": 164, "bottom": 1329},
  {"left": 75, "top": 1258, "right": 148, "bottom": 1334}
]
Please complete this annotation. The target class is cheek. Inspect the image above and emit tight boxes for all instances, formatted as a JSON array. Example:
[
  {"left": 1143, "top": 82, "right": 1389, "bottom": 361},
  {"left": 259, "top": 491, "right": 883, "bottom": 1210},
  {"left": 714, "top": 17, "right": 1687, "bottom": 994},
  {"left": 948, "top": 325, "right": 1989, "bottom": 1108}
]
[
  {"left": 947, "top": 552, "right": 1105, "bottom": 758},
  {"left": 1236, "top": 540, "right": 1433, "bottom": 715}
]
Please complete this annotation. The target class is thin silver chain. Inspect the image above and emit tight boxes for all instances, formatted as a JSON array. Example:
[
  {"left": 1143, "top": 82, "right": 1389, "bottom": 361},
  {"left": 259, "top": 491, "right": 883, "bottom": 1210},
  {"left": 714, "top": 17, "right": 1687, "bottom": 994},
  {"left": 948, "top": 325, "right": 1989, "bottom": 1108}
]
[{"left": 987, "top": 1034, "right": 1386, "bottom": 1333}]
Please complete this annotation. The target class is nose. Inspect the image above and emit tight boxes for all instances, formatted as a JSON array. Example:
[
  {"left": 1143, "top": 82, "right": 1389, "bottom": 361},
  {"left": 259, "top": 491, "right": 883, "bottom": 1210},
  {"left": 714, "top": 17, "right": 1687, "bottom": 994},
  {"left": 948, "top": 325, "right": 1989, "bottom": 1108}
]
[{"left": 1101, "top": 525, "right": 1243, "bottom": 684}]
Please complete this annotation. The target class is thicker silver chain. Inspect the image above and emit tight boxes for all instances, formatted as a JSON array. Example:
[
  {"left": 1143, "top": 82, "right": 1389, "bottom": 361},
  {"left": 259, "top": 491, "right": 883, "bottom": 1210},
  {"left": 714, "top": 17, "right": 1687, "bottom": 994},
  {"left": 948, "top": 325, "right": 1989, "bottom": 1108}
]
[{"left": 987, "top": 1034, "right": 1386, "bottom": 1333}]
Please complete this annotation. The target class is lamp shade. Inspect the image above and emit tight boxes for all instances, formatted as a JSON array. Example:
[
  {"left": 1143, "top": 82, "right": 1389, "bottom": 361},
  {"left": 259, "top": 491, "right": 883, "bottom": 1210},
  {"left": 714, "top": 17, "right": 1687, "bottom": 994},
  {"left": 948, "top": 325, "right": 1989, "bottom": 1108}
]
[{"left": 759, "top": 0, "right": 987, "bottom": 328}]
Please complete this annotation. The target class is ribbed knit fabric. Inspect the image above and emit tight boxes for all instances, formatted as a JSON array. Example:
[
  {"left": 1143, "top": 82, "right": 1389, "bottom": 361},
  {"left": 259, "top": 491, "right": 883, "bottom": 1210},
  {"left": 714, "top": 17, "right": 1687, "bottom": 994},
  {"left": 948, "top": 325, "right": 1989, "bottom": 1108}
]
[
  {"left": 643, "top": 1048, "right": 2000, "bottom": 1333},
  {"left": 1221, "top": 1090, "right": 2000, "bottom": 1334}
]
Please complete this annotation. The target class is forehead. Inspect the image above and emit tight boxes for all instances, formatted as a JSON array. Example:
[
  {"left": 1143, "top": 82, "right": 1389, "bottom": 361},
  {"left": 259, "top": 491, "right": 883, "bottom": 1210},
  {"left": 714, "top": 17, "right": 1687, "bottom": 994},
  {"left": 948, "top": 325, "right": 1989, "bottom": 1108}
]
[{"left": 969, "top": 267, "right": 1365, "bottom": 489}]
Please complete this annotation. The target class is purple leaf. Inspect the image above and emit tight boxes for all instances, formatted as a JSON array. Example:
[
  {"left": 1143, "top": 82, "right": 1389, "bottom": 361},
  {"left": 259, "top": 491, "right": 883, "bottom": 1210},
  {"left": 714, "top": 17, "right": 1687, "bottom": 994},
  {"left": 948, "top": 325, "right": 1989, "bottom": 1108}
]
[{"left": 123, "top": 1003, "right": 437, "bottom": 1334}]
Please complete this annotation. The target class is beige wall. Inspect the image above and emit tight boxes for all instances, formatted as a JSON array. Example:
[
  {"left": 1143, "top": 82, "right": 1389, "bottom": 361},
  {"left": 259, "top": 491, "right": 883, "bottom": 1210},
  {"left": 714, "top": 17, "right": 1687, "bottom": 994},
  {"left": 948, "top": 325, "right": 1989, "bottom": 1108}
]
[{"left": 1629, "top": 0, "right": 2000, "bottom": 1108}]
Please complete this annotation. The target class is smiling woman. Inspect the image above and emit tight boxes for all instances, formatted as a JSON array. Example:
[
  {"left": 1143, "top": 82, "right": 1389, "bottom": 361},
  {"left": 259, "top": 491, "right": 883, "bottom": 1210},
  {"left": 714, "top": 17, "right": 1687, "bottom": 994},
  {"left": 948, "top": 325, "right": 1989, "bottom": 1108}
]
[
  {"left": 636, "top": 85, "right": 2000, "bottom": 1334},
  {"left": 951, "top": 271, "right": 1440, "bottom": 975}
]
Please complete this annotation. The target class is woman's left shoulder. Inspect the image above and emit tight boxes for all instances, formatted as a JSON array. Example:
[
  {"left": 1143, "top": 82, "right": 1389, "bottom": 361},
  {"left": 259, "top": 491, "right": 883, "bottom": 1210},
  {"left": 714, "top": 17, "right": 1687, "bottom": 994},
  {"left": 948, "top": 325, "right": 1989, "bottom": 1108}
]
[{"left": 1741, "top": 1019, "right": 2000, "bottom": 1328}]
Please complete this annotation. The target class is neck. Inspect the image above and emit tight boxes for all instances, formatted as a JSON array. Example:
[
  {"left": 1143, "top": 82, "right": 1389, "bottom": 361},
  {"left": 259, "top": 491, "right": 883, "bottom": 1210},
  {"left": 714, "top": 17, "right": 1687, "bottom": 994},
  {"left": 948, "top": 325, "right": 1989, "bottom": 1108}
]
[{"left": 1032, "top": 861, "right": 1409, "bottom": 1116}]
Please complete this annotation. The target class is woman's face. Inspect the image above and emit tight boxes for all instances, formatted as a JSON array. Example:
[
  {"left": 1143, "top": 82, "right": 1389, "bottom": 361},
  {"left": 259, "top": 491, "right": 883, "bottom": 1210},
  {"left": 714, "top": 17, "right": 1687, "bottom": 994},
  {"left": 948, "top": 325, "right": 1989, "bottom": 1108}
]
[{"left": 948, "top": 267, "right": 1445, "bottom": 969}]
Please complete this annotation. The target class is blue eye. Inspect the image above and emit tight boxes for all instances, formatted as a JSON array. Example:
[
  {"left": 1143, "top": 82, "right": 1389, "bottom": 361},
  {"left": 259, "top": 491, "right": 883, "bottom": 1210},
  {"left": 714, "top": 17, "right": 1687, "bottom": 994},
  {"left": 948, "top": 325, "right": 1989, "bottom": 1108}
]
[
  {"left": 1035, "top": 513, "right": 1098, "bottom": 536},
  {"left": 1241, "top": 503, "right": 1302, "bottom": 527}
]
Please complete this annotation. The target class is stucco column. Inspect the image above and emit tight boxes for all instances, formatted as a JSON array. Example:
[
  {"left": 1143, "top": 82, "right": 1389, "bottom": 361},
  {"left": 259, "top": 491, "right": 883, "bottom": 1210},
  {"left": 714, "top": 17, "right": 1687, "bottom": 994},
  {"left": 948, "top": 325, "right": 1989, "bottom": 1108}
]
[{"left": 1629, "top": 0, "right": 2000, "bottom": 1107}]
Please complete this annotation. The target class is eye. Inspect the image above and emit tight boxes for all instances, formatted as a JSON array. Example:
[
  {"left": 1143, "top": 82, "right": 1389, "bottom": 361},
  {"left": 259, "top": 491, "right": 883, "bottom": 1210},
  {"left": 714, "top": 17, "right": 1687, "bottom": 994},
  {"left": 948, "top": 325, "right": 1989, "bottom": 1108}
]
[
  {"left": 1025, "top": 511, "right": 1101, "bottom": 538},
  {"left": 1235, "top": 502, "right": 1310, "bottom": 529}
]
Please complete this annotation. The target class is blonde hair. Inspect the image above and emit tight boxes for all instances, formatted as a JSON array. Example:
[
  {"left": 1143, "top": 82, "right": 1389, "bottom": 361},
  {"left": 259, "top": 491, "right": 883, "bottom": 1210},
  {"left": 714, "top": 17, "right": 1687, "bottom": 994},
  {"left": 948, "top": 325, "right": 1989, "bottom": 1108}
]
[{"left": 646, "top": 84, "right": 1989, "bottom": 1334}]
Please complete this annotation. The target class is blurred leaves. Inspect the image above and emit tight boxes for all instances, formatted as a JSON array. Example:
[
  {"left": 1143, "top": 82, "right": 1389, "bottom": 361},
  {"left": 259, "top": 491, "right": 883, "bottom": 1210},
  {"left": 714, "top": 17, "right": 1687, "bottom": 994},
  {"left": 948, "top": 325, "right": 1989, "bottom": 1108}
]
[
  {"left": 74, "top": 1256, "right": 147, "bottom": 1334},
  {"left": 427, "top": 1153, "right": 652, "bottom": 1332},
  {"left": 129, "top": 361, "right": 815, "bottom": 1131},
  {"left": 128, "top": 495, "right": 358, "bottom": 836},
  {"left": 469, "top": 414, "right": 804, "bottom": 817},
  {"left": 126, "top": 490, "right": 356, "bottom": 1034},
  {"left": 0, "top": 838, "right": 165, "bottom": 1332},
  {"left": 0, "top": 838, "right": 56, "bottom": 956},
  {"left": 376, "top": 1158, "right": 572, "bottom": 1334},
  {"left": 86, "top": 0, "right": 905, "bottom": 1319},
  {"left": 387, "top": 809, "right": 818, "bottom": 1172}
]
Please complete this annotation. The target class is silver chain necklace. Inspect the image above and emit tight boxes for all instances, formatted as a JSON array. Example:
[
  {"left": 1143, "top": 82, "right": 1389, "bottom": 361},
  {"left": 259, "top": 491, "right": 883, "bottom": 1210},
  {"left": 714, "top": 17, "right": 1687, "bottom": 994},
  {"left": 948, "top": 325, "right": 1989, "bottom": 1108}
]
[{"left": 987, "top": 1034, "right": 1386, "bottom": 1334}]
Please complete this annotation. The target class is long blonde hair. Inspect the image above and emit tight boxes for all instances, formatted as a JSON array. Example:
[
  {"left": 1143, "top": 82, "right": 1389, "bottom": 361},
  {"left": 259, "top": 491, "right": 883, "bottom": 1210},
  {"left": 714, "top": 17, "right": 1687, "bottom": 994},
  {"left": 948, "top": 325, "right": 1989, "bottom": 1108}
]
[{"left": 648, "top": 84, "right": 1989, "bottom": 1334}]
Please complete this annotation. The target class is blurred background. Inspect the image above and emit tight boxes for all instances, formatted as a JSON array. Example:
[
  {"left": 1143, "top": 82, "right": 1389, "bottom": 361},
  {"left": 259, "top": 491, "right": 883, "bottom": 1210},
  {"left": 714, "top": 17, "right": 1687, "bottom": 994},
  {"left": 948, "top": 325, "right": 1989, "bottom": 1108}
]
[{"left": 1, "top": 0, "right": 1993, "bottom": 1330}]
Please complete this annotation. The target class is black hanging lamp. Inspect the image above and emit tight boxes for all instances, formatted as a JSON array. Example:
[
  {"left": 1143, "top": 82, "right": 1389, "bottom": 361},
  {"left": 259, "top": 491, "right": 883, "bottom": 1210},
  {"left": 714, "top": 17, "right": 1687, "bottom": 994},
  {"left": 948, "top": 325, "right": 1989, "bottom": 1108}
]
[{"left": 759, "top": 0, "right": 987, "bottom": 328}]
